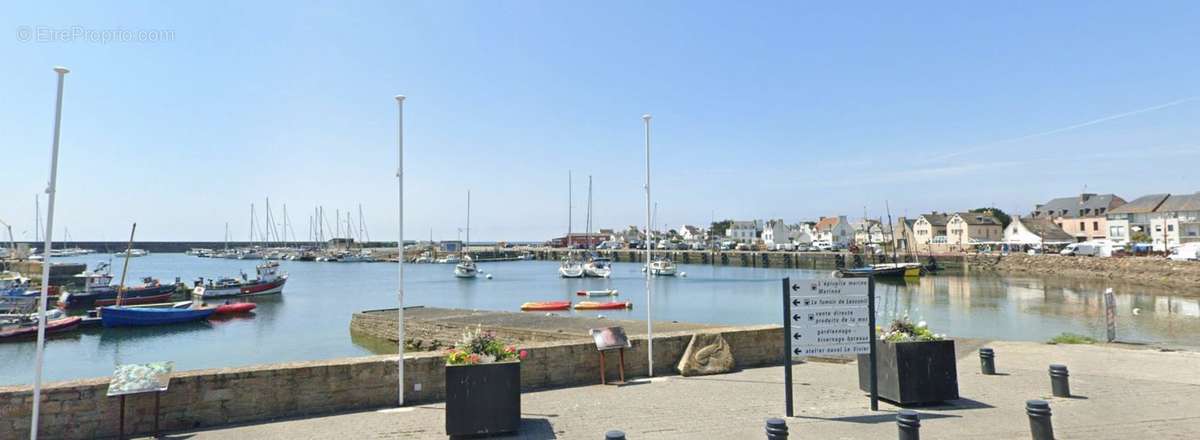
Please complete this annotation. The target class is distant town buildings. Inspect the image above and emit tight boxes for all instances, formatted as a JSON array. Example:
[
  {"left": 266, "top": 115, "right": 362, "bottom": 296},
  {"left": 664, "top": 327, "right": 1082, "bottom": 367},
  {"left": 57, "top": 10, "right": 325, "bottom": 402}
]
[
  {"left": 726, "top": 221, "right": 760, "bottom": 243},
  {"left": 1031, "top": 193, "right": 1126, "bottom": 243},
  {"left": 814, "top": 216, "right": 853, "bottom": 248}
]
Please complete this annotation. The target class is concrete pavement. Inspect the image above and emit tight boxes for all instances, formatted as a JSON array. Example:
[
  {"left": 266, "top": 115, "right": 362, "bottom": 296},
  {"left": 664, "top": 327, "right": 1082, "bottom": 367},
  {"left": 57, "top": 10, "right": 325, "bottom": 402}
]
[{"left": 150, "top": 340, "right": 1200, "bottom": 439}]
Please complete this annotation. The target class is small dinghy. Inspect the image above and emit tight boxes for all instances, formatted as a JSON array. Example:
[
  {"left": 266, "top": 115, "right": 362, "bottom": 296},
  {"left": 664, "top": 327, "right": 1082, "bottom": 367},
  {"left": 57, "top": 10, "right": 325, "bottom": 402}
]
[
  {"left": 520, "top": 301, "right": 571, "bottom": 311},
  {"left": 213, "top": 302, "right": 257, "bottom": 315},
  {"left": 576, "top": 289, "right": 619, "bottom": 297},
  {"left": 573, "top": 301, "right": 632, "bottom": 310}
]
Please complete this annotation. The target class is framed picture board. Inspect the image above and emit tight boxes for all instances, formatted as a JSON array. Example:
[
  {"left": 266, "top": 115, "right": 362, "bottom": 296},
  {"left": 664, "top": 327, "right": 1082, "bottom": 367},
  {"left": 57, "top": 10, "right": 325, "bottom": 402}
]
[
  {"left": 590, "top": 326, "right": 631, "bottom": 351},
  {"left": 107, "top": 361, "right": 174, "bottom": 397}
]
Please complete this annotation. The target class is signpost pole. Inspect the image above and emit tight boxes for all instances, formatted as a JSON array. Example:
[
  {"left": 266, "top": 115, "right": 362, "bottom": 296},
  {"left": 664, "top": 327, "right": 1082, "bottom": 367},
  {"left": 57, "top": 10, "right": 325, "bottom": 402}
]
[
  {"left": 867, "top": 277, "right": 879, "bottom": 411},
  {"left": 782, "top": 277, "right": 793, "bottom": 417}
]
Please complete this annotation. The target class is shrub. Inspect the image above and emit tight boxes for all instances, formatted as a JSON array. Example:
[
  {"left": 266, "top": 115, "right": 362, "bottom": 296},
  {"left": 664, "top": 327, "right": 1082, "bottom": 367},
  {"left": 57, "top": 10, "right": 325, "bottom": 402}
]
[
  {"left": 444, "top": 325, "right": 528, "bottom": 365},
  {"left": 879, "top": 317, "right": 945, "bottom": 343}
]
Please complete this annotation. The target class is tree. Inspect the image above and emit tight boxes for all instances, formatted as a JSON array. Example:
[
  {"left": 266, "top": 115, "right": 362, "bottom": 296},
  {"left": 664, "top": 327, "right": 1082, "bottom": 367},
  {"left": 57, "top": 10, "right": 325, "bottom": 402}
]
[
  {"left": 709, "top": 220, "right": 733, "bottom": 238},
  {"left": 1130, "top": 230, "right": 1152, "bottom": 243},
  {"left": 970, "top": 207, "right": 1011, "bottom": 228}
]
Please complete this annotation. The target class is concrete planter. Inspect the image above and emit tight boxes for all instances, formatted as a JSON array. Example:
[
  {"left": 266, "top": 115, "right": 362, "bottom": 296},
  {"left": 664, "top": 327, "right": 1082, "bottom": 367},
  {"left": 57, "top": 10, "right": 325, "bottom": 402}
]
[
  {"left": 857, "top": 339, "right": 959, "bottom": 405},
  {"left": 445, "top": 361, "right": 521, "bottom": 436}
]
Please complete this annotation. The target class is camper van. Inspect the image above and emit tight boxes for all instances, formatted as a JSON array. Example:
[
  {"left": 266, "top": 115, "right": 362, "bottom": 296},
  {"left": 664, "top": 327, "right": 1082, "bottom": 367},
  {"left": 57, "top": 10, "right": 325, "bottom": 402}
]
[
  {"left": 1168, "top": 243, "right": 1200, "bottom": 261},
  {"left": 1060, "top": 240, "right": 1118, "bottom": 257}
]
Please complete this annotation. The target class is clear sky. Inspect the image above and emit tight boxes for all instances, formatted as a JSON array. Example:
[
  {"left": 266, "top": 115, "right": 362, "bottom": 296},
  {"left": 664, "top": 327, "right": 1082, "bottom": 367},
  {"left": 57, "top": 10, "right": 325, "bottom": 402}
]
[{"left": 3, "top": 1, "right": 1199, "bottom": 242}]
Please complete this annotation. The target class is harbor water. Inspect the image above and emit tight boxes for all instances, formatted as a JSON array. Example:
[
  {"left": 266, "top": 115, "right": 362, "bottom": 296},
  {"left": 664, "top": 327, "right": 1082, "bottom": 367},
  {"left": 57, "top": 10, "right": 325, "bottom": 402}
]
[{"left": 2, "top": 253, "right": 1198, "bottom": 386}]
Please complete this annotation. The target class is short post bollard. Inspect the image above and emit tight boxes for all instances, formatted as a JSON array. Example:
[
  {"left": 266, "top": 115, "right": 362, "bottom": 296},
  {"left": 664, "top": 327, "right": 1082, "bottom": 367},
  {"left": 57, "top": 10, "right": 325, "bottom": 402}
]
[
  {"left": 979, "top": 348, "right": 996, "bottom": 375},
  {"left": 896, "top": 410, "right": 920, "bottom": 440},
  {"left": 1026, "top": 400, "right": 1054, "bottom": 440},
  {"left": 1049, "top": 364, "right": 1070, "bottom": 397},
  {"left": 765, "top": 417, "right": 788, "bottom": 439},
  {"left": 605, "top": 430, "right": 626, "bottom": 440}
]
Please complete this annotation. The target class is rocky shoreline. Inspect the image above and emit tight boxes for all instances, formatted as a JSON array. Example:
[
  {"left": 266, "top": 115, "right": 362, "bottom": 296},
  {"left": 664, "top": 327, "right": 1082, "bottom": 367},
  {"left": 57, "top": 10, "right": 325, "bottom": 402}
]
[{"left": 967, "top": 253, "right": 1200, "bottom": 295}]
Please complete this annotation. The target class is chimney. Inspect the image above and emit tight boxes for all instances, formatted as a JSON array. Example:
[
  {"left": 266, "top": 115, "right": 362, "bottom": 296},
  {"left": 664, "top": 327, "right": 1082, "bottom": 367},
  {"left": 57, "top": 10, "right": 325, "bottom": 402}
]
[{"left": 1081, "top": 193, "right": 1095, "bottom": 202}]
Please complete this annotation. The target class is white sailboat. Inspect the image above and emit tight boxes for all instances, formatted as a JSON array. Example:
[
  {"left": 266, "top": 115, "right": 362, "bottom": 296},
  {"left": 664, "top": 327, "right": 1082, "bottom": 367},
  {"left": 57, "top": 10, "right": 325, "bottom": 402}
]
[
  {"left": 558, "top": 171, "right": 584, "bottom": 278},
  {"left": 648, "top": 258, "right": 677, "bottom": 276},
  {"left": 581, "top": 175, "right": 612, "bottom": 278},
  {"left": 454, "top": 191, "right": 478, "bottom": 279}
]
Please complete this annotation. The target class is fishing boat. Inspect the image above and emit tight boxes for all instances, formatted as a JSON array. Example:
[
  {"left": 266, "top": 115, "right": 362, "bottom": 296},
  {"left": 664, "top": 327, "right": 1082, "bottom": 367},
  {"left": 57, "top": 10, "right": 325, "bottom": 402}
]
[
  {"left": 213, "top": 302, "right": 256, "bottom": 315},
  {"left": 192, "top": 261, "right": 288, "bottom": 299},
  {"left": 520, "top": 301, "right": 571, "bottom": 311},
  {"left": 835, "top": 262, "right": 924, "bottom": 278},
  {"left": 0, "top": 271, "right": 32, "bottom": 297},
  {"left": 648, "top": 258, "right": 677, "bottom": 277},
  {"left": 574, "top": 300, "right": 632, "bottom": 310},
  {"left": 57, "top": 266, "right": 176, "bottom": 310},
  {"left": 99, "top": 304, "right": 215, "bottom": 327},
  {"left": 454, "top": 256, "right": 478, "bottom": 279},
  {"left": 576, "top": 289, "right": 619, "bottom": 297},
  {"left": 558, "top": 256, "right": 584, "bottom": 278},
  {"left": 0, "top": 315, "right": 82, "bottom": 341},
  {"left": 583, "top": 256, "right": 613, "bottom": 278}
]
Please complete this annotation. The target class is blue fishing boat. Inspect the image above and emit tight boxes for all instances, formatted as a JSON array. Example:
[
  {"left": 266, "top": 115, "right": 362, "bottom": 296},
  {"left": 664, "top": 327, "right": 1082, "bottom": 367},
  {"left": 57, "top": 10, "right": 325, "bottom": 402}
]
[{"left": 99, "top": 305, "right": 215, "bottom": 327}]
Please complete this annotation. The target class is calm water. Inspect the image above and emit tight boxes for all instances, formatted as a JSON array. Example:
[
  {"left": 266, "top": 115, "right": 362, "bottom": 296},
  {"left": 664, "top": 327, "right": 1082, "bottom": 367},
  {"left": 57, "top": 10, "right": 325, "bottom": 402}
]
[{"left": 2, "top": 253, "right": 1198, "bottom": 385}]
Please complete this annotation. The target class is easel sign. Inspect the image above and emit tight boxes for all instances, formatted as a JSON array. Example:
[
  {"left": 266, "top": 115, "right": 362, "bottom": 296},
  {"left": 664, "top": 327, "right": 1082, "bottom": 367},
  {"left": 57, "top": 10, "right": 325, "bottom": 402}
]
[
  {"left": 782, "top": 277, "right": 878, "bottom": 417},
  {"left": 107, "top": 361, "right": 174, "bottom": 439},
  {"left": 590, "top": 327, "right": 631, "bottom": 385}
]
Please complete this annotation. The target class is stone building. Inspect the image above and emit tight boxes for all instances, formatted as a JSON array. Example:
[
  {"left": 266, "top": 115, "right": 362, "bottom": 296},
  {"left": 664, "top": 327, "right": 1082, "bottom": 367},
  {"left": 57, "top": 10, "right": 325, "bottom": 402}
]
[{"left": 1031, "top": 193, "right": 1126, "bottom": 242}]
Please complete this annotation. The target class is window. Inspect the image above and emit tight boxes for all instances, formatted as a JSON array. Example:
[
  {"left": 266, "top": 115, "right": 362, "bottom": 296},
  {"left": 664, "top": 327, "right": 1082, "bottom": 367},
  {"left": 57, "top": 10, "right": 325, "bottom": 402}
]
[
  {"left": 1168, "top": 225, "right": 1175, "bottom": 232},
  {"left": 1155, "top": 225, "right": 1163, "bottom": 232},
  {"left": 1093, "top": 221, "right": 1099, "bottom": 231},
  {"left": 1079, "top": 222, "right": 1085, "bottom": 230},
  {"left": 1109, "top": 226, "right": 1125, "bottom": 237}
]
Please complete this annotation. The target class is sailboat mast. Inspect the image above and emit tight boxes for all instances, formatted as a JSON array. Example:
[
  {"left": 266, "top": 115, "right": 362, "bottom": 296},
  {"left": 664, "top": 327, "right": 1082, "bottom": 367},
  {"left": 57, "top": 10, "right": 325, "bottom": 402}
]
[
  {"left": 587, "top": 175, "right": 593, "bottom": 250},
  {"left": 465, "top": 190, "right": 471, "bottom": 255},
  {"left": 885, "top": 201, "right": 899, "bottom": 264},
  {"left": 34, "top": 194, "right": 41, "bottom": 243},
  {"left": 567, "top": 171, "right": 572, "bottom": 249}
]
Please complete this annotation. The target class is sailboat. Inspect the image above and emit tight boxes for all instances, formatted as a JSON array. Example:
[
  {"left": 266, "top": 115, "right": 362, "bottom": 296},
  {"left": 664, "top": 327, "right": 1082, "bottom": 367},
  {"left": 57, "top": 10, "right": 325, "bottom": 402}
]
[
  {"left": 646, "top": 203, "right": 677, "bottom": 277},
  {"left": 581, "top": 176, "right": 611, "bottom": 278},
  {"left": 558, "top": 172, "right": 584, "bottom": 278},
  {"left": 454, "top": 191, "right": 478, "bottom": 279}
]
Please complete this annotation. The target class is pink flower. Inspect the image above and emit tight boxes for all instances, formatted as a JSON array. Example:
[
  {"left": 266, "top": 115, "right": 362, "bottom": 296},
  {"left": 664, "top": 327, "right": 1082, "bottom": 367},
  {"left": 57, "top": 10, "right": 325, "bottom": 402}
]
[
  {"left": 504, "top": 345, "right": 516, "bottom": 353},
  {"left": 467, "top": 353, "right": 481, "bottom": 364},
  {"left": 518, "top": 350, "right": 528, "bottom": 360}
]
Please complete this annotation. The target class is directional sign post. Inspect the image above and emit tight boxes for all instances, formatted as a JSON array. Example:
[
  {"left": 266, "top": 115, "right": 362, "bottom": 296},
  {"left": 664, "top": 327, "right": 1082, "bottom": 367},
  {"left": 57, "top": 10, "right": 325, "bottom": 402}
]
[{"left": 782, "top": 277, "right": 878, "bottom": 416}]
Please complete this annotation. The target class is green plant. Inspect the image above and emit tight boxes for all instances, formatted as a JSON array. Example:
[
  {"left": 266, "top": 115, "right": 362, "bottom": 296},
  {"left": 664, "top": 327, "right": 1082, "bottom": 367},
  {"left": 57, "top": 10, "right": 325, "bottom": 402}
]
[
  {"left": 878, "top": 317, "right": 945, "bottom": 342},
  {"left": 444, "top": 326, "right": 527, "bottom": 365},
  {"left": 1048, "top": 332, "right": 1096, "bottom": 345}
]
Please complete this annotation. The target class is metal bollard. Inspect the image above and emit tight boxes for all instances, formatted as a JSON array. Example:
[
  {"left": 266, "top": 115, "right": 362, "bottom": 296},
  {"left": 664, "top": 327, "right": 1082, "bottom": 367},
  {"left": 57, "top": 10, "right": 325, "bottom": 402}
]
[
  {"left": 896, "top": 410, "right": 920, "bottom": 440},
  {"left": 1026, "top": 400, "right": 1054, "bottom": 440},
  {"left": 605, "top": 430, "right": 626, "bottom": 440},
  {"left": 1049, "top": 364, "right": 1070, "bottom": 397},
  {"left": 979, "top": 348, "right": 996, "bottom": 375},
  {"left": 765, "top": 417, "right": 788, "bottom": 439}
]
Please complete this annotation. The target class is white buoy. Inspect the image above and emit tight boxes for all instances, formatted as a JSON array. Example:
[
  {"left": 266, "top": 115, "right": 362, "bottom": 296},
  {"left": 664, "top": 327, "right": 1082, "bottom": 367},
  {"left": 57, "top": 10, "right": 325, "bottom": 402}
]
[
  {"left": 485, "top": 273, "right": 493, "bottom": 280},
  {"left": 1132, "top": 308, "right": 1141, "bottom": 315},
  {"left": 680, "top": 271, "right": 687, "bottom": 277}
]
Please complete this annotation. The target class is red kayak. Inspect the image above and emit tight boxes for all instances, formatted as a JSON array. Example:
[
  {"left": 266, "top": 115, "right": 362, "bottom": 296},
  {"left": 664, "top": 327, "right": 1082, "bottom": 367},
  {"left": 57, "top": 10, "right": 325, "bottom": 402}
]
[
  {"left": 520, "top": 301, "right": 571, "bottom": 311},
  {"left": 573, "top": 301, "right": 632, "bottom": 310},
  {"left": 0, "top": 316, "right": 83, "bottom": 341},
  {"left": 214, "top": 303, "right": 257, "bottom": 315}
]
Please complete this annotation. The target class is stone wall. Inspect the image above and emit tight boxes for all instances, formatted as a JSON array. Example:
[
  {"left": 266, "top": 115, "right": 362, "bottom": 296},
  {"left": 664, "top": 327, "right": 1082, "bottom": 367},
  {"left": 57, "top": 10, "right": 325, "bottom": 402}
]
[
  {"left": 964, "top": 253, "right": 1200, "bottom": 294},
  {"left": 534, "top": 248, "right": 967, "bottom": 271},
  {"left": 0, "top": 325, "right": 782, "bottom": 440}
]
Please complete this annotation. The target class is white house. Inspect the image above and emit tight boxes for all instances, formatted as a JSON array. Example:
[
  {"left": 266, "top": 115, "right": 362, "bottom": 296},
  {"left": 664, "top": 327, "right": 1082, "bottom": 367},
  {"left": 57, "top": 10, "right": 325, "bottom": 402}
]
[
  {"left": 1148, "top": 192, "right": 1200, "bottom": 251},
  {"left": 789, "top": 222, "right": 815, "bottom": 245},
  {"left": 726, "top": 220, "right": 760, "bottom": 243},
  {"left": 814, "top": 216, "right": 853, "bottom": 248},
  {"left": 761, "top": 219, "right": 790, "bottom": 247},
  {"left": 852, "top": 219, "right": 886, "bottom": 245},
  {"left": 679, "top": 224, "right": 706, "bottom": 242},
  {"left": 1003, "top": 217, "right": 1075, "bottom": 245}
]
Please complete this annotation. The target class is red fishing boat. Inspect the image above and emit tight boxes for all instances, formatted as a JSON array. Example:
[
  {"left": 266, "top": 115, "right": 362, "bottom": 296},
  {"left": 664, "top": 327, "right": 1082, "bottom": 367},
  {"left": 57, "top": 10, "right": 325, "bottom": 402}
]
[
  {"left": 193, "top": 261, "right": 287, "bottom": 299},
  {"left": 520, "top": 301, "right": 571, "bottom": 311}
]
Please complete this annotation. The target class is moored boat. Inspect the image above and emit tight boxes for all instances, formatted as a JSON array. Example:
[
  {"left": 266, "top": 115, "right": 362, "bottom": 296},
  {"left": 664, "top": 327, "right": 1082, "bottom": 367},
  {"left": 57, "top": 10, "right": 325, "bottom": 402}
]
[
  {"left": 58, "top": 266, "right": 178, "bottom": 309},
  {"left": 454, "top": 256, "right": 478, "bottom": 279},
  {"left": 99, "top": 305, "right": 216, "bottom": 327},
  {"left": 835, "top": 262, "right": 923, "bottom": 278},
  {"left": 648, "top": 258, "right": 677, "bottom": 277},
  {"left": 583, "top": 257, "right": 612, "bottom": 278},
  {"left": 520, "top": 301, "right": 571, "bottom": 311},
  {"left": 0, "top": 316, "right": 83, "bottom": 341},
  {"left": 192, "top": 261, "right": 288, "bottom": 299},
  {"left": 576, "top": 289, "right": 619, "bottom": 297},
  {"left": 213, "top": 302, "right": 257, "bottom": 315},
  {"left": 558, "top": 257, "right": 584, "bottom": 278},
  {"left": 573, "top": 300, "right": 632, "bottom": 310}
]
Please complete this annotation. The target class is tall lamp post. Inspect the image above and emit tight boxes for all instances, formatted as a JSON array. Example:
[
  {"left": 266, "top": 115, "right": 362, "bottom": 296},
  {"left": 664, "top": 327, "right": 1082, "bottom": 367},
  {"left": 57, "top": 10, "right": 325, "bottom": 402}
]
[
  {"left": 395, "top": 94, "right": 406, "bottom": 406},
  {"left": 31, "top": 66, "right": 69, "bottom": 440},
  {"left": 642, "top": 114, "right": 653, "bottom": 377}
]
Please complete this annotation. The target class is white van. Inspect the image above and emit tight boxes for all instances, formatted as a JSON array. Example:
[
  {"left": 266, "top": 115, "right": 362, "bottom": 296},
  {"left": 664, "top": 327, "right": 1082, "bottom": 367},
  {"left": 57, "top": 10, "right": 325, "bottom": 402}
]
[
  {"left": 1169, "top": 243, "right": 1200, "bottom": 261},
  {"left": 1061, "top": 240, "right": 1117, "bottom": 257}
]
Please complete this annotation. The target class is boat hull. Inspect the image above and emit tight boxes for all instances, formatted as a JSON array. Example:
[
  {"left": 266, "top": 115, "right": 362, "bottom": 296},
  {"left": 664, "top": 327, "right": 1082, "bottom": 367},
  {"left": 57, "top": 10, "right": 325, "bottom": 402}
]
[
  {"left": 574, "top": 301, "right": 632, "bottom": 310},
  {"left": 99, "top": 306, "right": 216, "bottom": 327},
  {"left": 520, "top": 301, "right": 571, "bottom": 311},
  {"left": 58, "top": 284, "right": 178, "bottom": 310},
  {"left": 195, "top": 277, "right": 287, "bottom": 299},
  {"left": 0, "top": 316, "right": 82, "bottom": 341},
  {"left": 558, "top": 266, "right": 584, "bottom": 278}
]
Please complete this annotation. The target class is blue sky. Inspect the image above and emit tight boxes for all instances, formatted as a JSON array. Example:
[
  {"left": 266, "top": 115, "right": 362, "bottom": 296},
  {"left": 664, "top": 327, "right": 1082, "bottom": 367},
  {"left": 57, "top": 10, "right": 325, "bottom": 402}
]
[{"left": 3, "top": 1, "right": 1199, "bottom": 241}]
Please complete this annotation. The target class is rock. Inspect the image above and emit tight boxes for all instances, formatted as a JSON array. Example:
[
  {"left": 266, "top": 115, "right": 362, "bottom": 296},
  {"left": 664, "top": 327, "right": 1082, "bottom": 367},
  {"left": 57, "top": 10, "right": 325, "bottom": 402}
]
[{"left": 676, "top": 332, "right": 735, "bottom": 376}]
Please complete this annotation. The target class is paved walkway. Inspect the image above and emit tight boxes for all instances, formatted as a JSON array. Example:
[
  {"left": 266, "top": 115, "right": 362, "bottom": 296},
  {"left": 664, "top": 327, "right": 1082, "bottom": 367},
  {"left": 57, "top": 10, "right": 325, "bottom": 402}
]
[{"left": 152, "top": 341, "right": 1200, "bottom": 439}]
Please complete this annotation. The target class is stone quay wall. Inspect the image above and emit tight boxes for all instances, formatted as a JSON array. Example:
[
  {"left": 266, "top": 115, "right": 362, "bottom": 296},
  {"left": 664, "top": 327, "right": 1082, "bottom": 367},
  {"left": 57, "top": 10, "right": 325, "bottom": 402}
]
[
  {"left": 0, "top": 325, "right": 782, "bottom": 440},
  {"left": 533, "top": 248, "right": 966, "bottom": 271},
  {"left": 963, "top": 253, "right": 1200, "bottom": 294}
]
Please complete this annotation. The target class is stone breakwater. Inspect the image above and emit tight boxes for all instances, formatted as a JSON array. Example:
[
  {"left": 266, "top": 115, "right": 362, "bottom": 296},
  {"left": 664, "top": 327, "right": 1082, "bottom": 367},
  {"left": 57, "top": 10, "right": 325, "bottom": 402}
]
[
  {"left": 0, "top": 324, "right": 781, "bottom": 440},
  {"left": 964, "top": 254, "right": 1200, "bottom": 294}
]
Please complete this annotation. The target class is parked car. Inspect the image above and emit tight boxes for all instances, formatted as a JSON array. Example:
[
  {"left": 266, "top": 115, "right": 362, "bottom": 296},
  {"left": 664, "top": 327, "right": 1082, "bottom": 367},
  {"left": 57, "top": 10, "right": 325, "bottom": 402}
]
[
  {"left": 1168, "top": 243, "right": 1200, "bottom": 261},
  {"left": 812, "top": 241, "right": 833, "bottom": 251}
]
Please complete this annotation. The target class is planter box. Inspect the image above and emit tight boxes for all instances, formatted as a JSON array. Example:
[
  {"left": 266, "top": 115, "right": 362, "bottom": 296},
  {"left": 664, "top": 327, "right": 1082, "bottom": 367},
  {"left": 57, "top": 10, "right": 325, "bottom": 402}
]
[
  {"left": 445, "top": 361, "right": 521, "bottom": 436},
  {"left": 857, "top": 340, "right": 959, "bottom": 405}
]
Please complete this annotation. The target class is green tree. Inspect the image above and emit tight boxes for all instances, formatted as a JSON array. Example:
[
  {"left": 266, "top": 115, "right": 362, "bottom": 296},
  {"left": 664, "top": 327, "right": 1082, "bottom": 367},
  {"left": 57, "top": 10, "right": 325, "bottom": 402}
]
[
  {"left": 1130, "top": 230, "right": 1151, "bottom": 243},
  {"left": 970, "top": 207, "right": 1011, "bottom": 228},
  {"left": 709, "top": 220, "right": 733, "bottom": 238}
]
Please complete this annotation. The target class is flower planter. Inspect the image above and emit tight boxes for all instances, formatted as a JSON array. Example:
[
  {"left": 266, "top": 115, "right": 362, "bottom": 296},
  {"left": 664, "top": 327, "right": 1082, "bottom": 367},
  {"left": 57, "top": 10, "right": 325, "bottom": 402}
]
[
  {"left": 445, "top": 361, "right": 521, "bottom": 436},
  {"left": 856, "top": 339, "right": 959, "bottom": 405}
]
